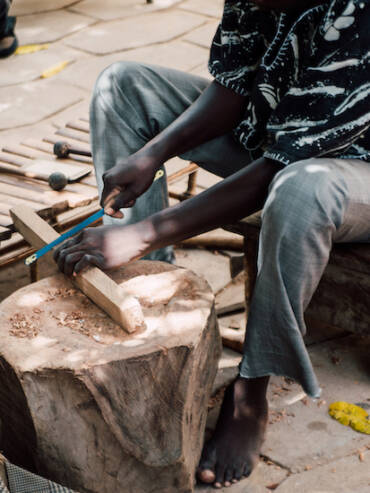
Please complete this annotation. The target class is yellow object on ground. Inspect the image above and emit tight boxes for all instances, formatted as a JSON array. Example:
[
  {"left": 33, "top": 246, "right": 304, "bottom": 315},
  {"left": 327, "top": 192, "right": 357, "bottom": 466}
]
[
  {"left": 15, "top": 44, "right": 49, "bottom": 55},
  {"left": 41, "top": 60, "right": 71, "bottom": 79},
  {"left": 329, "top": 401, "right": 370, "bottom": 434}
]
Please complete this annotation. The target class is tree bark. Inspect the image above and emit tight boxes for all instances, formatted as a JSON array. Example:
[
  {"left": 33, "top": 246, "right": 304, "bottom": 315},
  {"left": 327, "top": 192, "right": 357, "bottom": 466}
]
[{"left": 0, "top": 261, "right": 221, "bottom": 493}]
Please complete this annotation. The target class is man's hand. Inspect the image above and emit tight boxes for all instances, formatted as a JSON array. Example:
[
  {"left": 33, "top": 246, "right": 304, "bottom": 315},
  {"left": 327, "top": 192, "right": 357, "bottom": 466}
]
[
  {"left": 53, "top": 223, "right": 152, "bottom": 276},
  {"left": 101, "top": 151, "right": 160, "bottom": 218}
]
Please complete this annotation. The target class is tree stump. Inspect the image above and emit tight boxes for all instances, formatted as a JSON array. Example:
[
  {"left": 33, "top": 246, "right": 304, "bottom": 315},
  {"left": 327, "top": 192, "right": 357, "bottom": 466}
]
[{"left": 0, "top": 261, "right": 221, "bottom": 493}]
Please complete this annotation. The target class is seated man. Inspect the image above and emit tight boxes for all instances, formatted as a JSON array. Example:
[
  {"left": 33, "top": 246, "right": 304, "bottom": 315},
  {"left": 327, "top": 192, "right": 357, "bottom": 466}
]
[
  {"left": 0, "top": 0, "right": 17, "bottom": 58},
  {"left": 55, "top": 0, "right": 370, "bottom": 488}
]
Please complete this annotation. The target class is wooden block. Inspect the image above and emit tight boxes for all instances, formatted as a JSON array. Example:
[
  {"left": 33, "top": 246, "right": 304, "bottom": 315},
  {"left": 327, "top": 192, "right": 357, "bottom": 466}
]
[
  {"left": 0, "top": 261, "right": 220, "bottom": 493},
  {"left": 10, "top": 206, "right": 145, "bottom": 334}
]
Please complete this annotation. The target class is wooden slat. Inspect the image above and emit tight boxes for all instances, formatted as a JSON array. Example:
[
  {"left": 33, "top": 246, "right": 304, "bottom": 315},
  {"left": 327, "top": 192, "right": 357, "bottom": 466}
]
[
  {"left": 55, "top": 127, "right": 90, "bottom": 144},
  {"left": 2, "top": 144, "right": 41, "bottom": 160},
  {"left": 168, "top": 162, "right": 199, "bottom": 184},
  {"left": 66, "top": 120, "right": 90, "bottom": 133},
  {"left": 0, "top": 151, "right": 26, "bottom": 167},
  {"left": 43, "top": 135, "right": 91, "bottom": 155},
  {"left": 22, "top": 138, "right": 55, "bottom": 155}
]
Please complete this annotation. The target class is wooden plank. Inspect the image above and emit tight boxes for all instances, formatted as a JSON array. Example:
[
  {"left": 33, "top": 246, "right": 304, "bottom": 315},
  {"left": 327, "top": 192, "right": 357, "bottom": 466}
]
[
  {"left": 22, "top": 138, "right": 55, "bottom": 155},
  {"left": 43, "top": 135, "right": 91, "bottom": 155},
  {"left": 0, "top": 151, "right": 25, "bottom": 167},
  {"left": 0, "top": 152, "right": 92, "bottom": 182},
  {"left": 66, "top": 120, "right": 90, "bottom": 133},
  {"left": 10, "top": 206, "right": 145, "bottom": 334},
  {"left": 168, "top": 162, "right": 199, "bottom": 184},
  {"left": 23, "top": 138, "right": 93, "bottom": 164},
  {"left": 2, "top": 144, "right": 41, "bottom": 160},
  {"left": 55, "top": 127, "right": 90, "bottom": 144},
  {"left": 178, "top": 229, "right": 243, "bottom": 251},
  {"left": 55, "top": 201, "right": 101, "bottom": 228}
]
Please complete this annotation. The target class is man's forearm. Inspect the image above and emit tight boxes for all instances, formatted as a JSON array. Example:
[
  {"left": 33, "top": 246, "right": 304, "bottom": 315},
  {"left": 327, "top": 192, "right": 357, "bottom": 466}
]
[
  {"left": 143, "top": 157, "right": 284, "bottom": 250},
  {"left": 141, "top": 80, "right": 247, "bottom": 163}
]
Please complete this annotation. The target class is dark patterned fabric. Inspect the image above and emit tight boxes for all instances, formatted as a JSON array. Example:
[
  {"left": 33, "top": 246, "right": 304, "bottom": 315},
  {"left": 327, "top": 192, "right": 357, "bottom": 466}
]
[
  {"left": 209, "top": 0, "right": 370, "bottom": 165},
  {"left": 0, "top": 1, "right": 11, "bottom": 36},
  {"left": 0, "top": 460, "right": 76, "bottom": 493}
]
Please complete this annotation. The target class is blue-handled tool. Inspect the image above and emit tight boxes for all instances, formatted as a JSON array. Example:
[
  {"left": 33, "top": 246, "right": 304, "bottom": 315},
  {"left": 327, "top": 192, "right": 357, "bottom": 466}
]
[
  {"left": 24, "top": 209, "right": 104, "bottom": 266},
  {"left": 24, "top": 168, "right": 165, "bottom": 266}
]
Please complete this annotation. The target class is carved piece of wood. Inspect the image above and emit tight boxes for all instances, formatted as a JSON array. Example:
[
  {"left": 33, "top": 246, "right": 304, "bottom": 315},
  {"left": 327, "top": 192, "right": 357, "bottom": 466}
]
[
  {"left": 10, "top": 206, "right": 145, "bottom": 334},
  {"left": 0, "top": 261, "right": 221, "bottom": 493}
]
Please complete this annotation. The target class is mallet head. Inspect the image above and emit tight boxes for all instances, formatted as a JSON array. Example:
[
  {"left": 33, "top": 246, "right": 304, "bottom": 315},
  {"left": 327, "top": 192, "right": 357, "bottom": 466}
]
[
  {"left": 48, "top": 171, "right": 68, "bottom": 191},
  {"left": 53, "top": 141, "right": 70, "bottom": 159}
]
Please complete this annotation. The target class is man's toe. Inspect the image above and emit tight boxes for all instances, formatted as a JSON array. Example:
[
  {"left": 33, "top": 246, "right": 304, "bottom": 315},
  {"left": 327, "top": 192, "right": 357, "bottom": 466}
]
[
  {"left": 243, "top": 463, "right": 252, "bottom": 477},
  {"left": 197, "top": 468, "right": 216, "bottom": 484},
  {"left": 224, "top": 467, "right": 234, "bottom": 487},
  {"left": 214, "top": 464, "right": 226, "bottom": 488}
]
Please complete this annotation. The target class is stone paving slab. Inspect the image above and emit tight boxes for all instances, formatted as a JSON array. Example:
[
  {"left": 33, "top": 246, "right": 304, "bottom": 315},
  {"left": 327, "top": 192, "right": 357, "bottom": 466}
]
[
  {"left": 183, "top": 21, "right": 219, "bottom": 49},
  {"left": 262, "top": 334, "right": 370, "bottom": 473},
  {"left": 0, "top": 80, "right": 86, "bottom": 130},
  {"left": 58, "top": 40, "right": 208, "bottom": 91},
  {"left": 10, "top": 0, "right": 80, "bottom": 16},
  {"left": 0, "top": 98, "right": 90, "bottom": 149},
  {"left": 64, "top": 10, "right": 206, "bottom": 54},
  {"left": 69, "top": 0, "right": 182, "bottom": 21},
  {"left": 0, "top": 44, "right": 85, "bottom": 87},
  {"left": 179, "top": 0, "right": 224, "bottom": 19},
  {"left": 275, "top": 449, "right": 370, "bottom": 492},
  {"left": 16, "top": 10, "right": 96, "bottom": 45}
]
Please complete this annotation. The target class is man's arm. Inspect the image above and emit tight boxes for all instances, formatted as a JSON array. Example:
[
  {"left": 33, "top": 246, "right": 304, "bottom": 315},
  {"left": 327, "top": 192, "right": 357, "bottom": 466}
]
[
  {"left": 54, "top": 156, "right": 283, "bottom": 275},
  {"left": 101, "top": 80, "right": 248, "bottom": 215},
  {"left": 143, "top": 156, "right": 282, "bottom": 251}
]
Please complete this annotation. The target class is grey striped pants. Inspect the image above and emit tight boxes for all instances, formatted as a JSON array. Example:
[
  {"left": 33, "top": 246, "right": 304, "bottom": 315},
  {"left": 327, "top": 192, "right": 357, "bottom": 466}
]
[{"left": 90, "top": 61, "right": 370, "bottom": 397}]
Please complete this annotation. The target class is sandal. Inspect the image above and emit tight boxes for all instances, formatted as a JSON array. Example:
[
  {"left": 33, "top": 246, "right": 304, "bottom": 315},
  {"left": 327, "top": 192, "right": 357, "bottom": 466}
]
[{"left": 0, "top": 16, "right": 18, "bottom": 58}]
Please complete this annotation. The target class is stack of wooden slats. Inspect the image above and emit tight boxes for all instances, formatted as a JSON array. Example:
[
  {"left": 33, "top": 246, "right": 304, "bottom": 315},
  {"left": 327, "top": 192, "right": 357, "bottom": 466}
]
[
  {"left": 0, "top": 117, "right": 199, "bottom": 268},
  {"left": 0, "top": 118, "right": 100, "bottom": 267}
]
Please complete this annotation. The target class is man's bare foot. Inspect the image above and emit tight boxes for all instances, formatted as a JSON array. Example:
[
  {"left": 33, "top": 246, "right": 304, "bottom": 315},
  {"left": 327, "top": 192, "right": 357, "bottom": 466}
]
[{"left": 197, "top": 376, "right": 269, "bottom": 488}]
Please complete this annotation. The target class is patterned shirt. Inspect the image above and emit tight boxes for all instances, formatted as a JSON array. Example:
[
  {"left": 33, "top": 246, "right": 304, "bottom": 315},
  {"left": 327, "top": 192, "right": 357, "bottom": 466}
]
[{"left": 209, "top": 0, "right": 370, "bottom": 165}]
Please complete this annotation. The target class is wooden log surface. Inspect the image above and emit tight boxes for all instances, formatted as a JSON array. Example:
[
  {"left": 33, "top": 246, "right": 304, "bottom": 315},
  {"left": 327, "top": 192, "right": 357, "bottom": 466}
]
[
  {"left": 0, "top": 261, "right": 221, "bottom": 493},
  {"left": 10, "top": 206, "right": 145, "bottom": 334}
]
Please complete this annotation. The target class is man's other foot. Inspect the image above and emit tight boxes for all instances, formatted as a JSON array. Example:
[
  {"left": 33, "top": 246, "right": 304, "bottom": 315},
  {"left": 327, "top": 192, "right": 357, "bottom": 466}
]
[
  {"left": 0, "top": 16, "right": 18, "bottom": 58},
  {"left": 197, "top": 376, "right": 269, "bottom": 488}
]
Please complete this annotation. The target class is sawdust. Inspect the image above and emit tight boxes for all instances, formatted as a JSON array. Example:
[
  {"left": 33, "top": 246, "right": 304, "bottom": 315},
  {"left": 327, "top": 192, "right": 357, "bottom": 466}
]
[
  {"left": 45, "top": 288, "right": 78, "bottom": 301},
  {"left": 8, "top": 313, "right": 40, "bottom": 339}
]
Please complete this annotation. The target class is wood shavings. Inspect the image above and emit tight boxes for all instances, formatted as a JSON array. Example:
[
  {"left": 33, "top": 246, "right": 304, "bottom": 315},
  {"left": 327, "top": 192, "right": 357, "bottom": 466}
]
[
  {"left": 45, "top": 288, "right": 78, "bottom": 302},
  {"left": 9, "top": 313, "right": 39, "bottom": 339}
]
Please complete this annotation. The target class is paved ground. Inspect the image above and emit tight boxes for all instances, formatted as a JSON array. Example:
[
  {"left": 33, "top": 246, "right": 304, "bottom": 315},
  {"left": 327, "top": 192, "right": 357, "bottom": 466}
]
[{"left": 0, "top": 1, "right": 369, "bottom": 492}]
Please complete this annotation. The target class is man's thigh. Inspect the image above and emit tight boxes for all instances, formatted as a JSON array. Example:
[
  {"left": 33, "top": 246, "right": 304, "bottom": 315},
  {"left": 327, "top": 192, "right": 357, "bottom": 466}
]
[
  {"left": 95, "top": 61, "right": 252, "bottom": 178},
  {"left": 331, "top": 159, "right": 370, "bottom": 243}
]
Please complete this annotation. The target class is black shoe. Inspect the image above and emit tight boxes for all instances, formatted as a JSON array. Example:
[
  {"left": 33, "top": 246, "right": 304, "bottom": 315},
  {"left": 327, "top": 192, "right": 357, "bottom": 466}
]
[{"left": 0, "top": 16, "right": 18, "bottom": 58}]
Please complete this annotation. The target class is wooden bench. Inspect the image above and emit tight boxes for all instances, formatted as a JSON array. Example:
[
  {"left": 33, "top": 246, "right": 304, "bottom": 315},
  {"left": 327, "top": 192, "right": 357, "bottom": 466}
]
[{"left": 226, "top": 212, "right": 370, "bottom": 335}]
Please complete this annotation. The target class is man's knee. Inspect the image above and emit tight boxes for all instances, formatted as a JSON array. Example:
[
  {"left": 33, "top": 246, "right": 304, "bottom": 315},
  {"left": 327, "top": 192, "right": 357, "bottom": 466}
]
[
  {"left": 92, "top": 61, "right": 144, "bottom": 101},
  {"left": 262, "top": 159, "right": 348, "bottom": 232}
]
